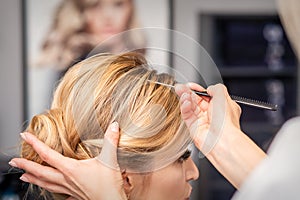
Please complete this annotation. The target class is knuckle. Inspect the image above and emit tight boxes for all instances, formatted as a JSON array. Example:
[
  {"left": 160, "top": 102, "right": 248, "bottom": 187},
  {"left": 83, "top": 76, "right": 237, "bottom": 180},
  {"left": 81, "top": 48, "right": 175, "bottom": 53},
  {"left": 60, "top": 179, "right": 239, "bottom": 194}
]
[
  {"left": 34, "top": 171, "right": 44, "bottom": 179},
  {"left": 209, "top": 83, "right": 227, "bottom": 93},
  {"left": 39, "top": 149, "right": 51, "bottom": 163},
  {"left": 40, "top": 183, "right": 54, "bottom": 192},
  {"left": 218, "top": 84, "right": 227, "bottom": 93},
  {"left": 62, "top": 162, "right": 77, "bottom": 177},
  {"left": 232, "top": 101, "right": 242, "bottom": 115},
  {"left": 237, "top": 104, "right": 242, "bottom": 114}
]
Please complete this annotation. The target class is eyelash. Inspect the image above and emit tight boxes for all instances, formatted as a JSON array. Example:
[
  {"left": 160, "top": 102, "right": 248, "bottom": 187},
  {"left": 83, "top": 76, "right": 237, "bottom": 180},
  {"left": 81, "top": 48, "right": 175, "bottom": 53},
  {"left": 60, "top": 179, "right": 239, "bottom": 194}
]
[{"left": 177, "top": 150, "right": 191, "bottom": 163}]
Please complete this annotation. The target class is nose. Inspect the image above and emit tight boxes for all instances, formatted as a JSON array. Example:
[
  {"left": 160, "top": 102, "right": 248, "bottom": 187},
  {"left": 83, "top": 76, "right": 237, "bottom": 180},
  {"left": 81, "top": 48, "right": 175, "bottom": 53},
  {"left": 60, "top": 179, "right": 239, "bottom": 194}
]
[
  {"left": 102, "top": 5, "right": 114, "bottom": 20},
  {"left": 185, "top": 157, "right": 199, "bottom": 181}
]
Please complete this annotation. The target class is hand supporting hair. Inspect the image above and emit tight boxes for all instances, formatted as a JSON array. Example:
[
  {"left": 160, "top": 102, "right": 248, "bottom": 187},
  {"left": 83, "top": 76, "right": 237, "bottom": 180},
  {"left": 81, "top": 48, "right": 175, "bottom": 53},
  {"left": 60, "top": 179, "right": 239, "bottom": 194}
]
[{"left": 10, "top": 122, "right": 127, "bottom": 200}]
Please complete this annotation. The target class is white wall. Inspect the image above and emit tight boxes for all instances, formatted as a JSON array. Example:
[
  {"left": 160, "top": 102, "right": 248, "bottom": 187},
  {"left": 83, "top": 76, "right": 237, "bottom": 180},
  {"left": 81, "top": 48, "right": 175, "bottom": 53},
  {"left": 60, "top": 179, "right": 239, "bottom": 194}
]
[
  {"left": 173, "top": 0, "right": 278, "bottom": 84},
  {"left": 26, "top": 0, "right": 169, "bottom": 64},
  {"left": 26, "top": 0, "right": 170, "bottom": 119},
  {"left": 0, "top": 0, "right": 23, "bottom": 156}
]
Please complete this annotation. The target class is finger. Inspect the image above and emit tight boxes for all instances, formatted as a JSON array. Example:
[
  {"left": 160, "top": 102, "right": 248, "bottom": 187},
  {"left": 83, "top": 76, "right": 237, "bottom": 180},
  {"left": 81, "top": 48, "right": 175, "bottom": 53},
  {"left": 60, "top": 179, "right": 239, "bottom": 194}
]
[
  {"left": 201, "top": 84, "right": 228, "bottom": 155},
  {"left": 10, "top": 158, "right": 65, "bottom": 184},
  {"left": 187, "top": 82, "right": 211, "bottom": 102},
  {"left": 207, "top": 83, "right": 241, "bottom": 113},
  {"left": 96, "top": 122, "right": 121, "bottom": 170},
  {"left": 175, "top": 84, "right": 191, "bottom": 97},
  {"left": 20, "top": 173, "right": 72, "bottom": 196},
  {"left": 180, "top": 91, "right": 204, "bottom": 117},
  {"left": 180, "top": 93, "right": 203, "bottom": 129},
  {"left": 180, "top": 95, "right": 194, "bottom": 120},
  {"left": 187, "top": 82, "right": 206, "bottom": 91},
  {"left": 20, "top": 132, "right": 73, "bottom": 172},
  {"left": 207, "top": 83, "right": 229, "bottom": 100},
  {"left": 66, "top": 197, "right": 77, "bottom": 200}
]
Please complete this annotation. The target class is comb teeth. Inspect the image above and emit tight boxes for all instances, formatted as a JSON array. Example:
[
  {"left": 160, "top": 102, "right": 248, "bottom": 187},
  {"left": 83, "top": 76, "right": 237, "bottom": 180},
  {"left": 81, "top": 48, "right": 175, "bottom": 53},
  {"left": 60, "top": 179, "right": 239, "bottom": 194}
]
[
  {"left": 230, "top": 95, "right": 278, "bottom": 111},
  {"left": 193, "top": 90, "right": 277, "bottom": 111},
  {"left": 149, "top": 80, "right": 278, "bottom": 111}
]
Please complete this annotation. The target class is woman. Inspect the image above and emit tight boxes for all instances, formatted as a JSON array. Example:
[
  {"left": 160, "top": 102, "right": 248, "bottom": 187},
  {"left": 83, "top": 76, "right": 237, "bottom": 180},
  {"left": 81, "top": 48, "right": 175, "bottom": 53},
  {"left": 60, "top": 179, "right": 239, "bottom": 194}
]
[
  {"left": 19, "top": 52, "right": 199, "bottom": 199},
  {"left": 36, "top": 0, "right": 145, "bottom": 70},
  {"left": 29, "top": 0, "right": 145, "bottom": 119}
]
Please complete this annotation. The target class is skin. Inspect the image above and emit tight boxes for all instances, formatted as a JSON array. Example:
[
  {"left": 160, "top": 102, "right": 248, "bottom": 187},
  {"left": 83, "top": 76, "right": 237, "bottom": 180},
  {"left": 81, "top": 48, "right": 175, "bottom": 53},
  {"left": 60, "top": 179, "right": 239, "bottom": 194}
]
[
  {"left": 145, "top": 158, "right": 199, "bottom": 200},
  {"left": 175, "top": 83, "right": 266, "bottom": 188},
  {"left": 10, "top": 122, "right": 127, "bottom": 200},
  {"left": 127, "top": 157, "right": 199, "bottom": 200},
  {"left": 84, "top": 0, "right": 132, "bottom": 42}
]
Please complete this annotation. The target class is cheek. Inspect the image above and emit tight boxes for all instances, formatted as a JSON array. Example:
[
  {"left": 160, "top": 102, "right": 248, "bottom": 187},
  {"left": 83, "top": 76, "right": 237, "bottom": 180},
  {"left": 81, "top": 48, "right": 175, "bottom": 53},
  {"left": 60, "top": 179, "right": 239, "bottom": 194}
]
[
  {"left": 148, "top": 165, "right": 187, "bottom": 200},
  {"left": 84, "top": 4, "right": 131, "bottom": 33},
  {"left": 112, "top": 8, "right": 131, "bottom": 30}
]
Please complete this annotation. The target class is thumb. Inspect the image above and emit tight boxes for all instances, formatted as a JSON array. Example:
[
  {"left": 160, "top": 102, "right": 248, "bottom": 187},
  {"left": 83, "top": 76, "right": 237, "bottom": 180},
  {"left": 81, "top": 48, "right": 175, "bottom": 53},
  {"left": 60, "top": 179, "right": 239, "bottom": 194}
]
[
  {"left": 175, "top": 83, "right": 191, "bottom": 97},
  {"left": 96, "top": 122, "right": 121, "bottom": 170}
]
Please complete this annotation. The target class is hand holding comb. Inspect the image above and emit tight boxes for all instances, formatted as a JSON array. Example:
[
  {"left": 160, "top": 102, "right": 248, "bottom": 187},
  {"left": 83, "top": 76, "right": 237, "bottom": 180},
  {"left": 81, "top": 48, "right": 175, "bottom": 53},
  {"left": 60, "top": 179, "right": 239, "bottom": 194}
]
[{"left": 151, "top": 81, "right": 278, "bottom": 111}]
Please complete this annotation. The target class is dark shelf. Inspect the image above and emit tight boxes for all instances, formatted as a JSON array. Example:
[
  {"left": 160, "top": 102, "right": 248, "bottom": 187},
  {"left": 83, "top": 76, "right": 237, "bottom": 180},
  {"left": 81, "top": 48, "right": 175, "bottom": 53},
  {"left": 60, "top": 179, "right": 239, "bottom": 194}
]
[
  {"left": 197, "top": 12, "right": 299, "bottom": 200},
  {"left": 241, "top": 122, "right": 281, "bottom": 133},
  {"left": 219, "top": 67, "right": 297, "bottom": 78},
  {"left": 208, "top": 180, "right": 235, "bottom": 191}
]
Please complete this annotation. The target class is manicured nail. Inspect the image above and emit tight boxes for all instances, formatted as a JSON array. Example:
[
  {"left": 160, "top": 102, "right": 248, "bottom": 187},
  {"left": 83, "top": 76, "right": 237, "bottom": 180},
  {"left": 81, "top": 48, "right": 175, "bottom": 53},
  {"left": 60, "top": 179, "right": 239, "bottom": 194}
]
[
  {"left": 182, "top": 92, "right": 189, "bottom": 99},
  {"left": 183, "top": 99, "right": 191, "bottom": 107},
  {"left": 20, "top": 132, "right": 27, "bottom": 140},
  {"left": 8, "top": 161, "right": 18, "bottom": 168},
  {"left": 20, "top": 175, "right": 28, "bottom": 182},
  {"left": 111, "top": 122, "right": 119, "bottom": 132},
  {"left": 187, "top": 83, "right": 192, "bottom": 88}
]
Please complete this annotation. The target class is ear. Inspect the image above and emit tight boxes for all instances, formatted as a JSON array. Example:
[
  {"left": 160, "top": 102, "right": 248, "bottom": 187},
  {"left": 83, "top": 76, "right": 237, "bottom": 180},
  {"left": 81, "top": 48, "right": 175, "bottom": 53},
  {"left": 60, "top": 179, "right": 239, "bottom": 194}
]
[{"left": 122, "top": 170, "right": 134, "bottom": 195}]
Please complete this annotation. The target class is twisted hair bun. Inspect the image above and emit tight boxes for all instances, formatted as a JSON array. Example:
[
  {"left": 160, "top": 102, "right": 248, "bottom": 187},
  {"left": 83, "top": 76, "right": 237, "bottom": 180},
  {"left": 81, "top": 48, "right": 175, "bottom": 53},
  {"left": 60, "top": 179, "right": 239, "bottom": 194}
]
[{"left": 22, "top": 108, "right": 91, "bottom": 165}]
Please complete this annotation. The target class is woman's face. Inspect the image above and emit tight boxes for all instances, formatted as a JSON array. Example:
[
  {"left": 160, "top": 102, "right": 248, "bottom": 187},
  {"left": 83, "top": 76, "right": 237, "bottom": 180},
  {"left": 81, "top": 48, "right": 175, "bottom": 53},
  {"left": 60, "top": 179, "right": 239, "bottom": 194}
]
[
  {"left": 129, "top": 152, "right": 199, "bottom": 200},
  {"left": 85, "top": 0, "right": 132, "bottom": 42}
]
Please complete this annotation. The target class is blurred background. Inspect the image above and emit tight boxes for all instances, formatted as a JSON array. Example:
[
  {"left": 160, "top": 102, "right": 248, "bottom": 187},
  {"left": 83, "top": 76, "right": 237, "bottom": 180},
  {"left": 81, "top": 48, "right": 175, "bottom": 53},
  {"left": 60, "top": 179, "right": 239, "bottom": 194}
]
[{"left": 0, "top": 0, "right": 299, "bottom": 199}]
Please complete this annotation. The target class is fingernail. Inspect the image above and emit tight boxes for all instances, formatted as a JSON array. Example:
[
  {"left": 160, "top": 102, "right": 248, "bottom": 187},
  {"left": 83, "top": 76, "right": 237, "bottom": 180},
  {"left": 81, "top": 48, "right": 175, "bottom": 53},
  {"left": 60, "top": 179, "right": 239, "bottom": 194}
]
[
  {"left": 183, "top": 99, "right": 191, "bottom": 107},
  {"left": 182, "top": 92, "right": 189, "bottom": 99},
  {"left": 8, "top": 161, "right": 18, "bottom": 168},
  {"left": 111, "top": 122, "right": 119, "bottom": 132},
  {"left": 20, "top": 175, "right": 28, "bottom": 182},
  {"left": 20, "top": 132, "right": 27, "bottom": 140}
]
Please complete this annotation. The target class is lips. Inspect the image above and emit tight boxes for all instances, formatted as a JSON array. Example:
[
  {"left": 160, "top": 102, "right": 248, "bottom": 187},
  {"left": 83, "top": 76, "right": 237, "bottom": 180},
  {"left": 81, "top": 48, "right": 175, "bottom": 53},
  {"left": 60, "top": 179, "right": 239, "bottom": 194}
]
[
  {"left": 184, "top": 187, "right": 192, "bottom": 200},
  {"left": 101, "top": 27, "right": 118, "bottom": 34}
]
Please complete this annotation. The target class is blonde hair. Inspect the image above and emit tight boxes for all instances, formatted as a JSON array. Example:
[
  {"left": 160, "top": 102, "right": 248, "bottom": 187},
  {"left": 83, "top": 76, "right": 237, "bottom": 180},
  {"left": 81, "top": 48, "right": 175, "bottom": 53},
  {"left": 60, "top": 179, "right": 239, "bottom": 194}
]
[
  {"left": 35, "top": 0, "right": 146, "bottom": 69},
  {"left": 22, "top": 52, "right": 189, "bottom": 199}
]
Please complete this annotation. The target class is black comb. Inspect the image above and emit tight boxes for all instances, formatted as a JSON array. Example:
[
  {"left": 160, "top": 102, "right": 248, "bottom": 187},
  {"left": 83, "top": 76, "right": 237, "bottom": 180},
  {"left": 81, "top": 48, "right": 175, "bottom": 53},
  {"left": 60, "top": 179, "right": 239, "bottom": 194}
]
[
  {"left": 151, "top": 81, "right": 278, "bottom": 111},
  {"left": 193, "top": 90, "right": 278, "bottom": 111}
]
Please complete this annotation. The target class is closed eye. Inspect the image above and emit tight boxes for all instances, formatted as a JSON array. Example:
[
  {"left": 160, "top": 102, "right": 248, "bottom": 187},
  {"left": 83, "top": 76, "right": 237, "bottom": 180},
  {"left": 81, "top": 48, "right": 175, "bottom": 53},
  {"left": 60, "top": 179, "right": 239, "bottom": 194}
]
[{"left": 177, "top": 149, "right": 191, "bottom": 163}]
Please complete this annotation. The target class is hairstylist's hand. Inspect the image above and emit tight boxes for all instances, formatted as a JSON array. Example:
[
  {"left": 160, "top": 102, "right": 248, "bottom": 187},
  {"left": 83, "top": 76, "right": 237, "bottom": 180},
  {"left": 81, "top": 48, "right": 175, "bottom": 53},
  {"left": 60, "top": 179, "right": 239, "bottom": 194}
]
[
  {"left": 175, "top": 83, "right": 242, "bottom": 154},
  {"left": 9, "top": 122, "right": 127, "bottom": 200},
  {"left": 175, "top": 83, "right": 266, "bottom": 188}
]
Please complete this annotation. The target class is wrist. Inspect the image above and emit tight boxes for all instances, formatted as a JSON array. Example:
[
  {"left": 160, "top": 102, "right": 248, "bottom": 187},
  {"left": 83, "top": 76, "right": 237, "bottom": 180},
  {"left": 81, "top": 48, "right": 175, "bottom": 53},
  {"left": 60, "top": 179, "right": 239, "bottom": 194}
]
[{"left": 205, "top": 126, "right": 266, "bottom": 189}]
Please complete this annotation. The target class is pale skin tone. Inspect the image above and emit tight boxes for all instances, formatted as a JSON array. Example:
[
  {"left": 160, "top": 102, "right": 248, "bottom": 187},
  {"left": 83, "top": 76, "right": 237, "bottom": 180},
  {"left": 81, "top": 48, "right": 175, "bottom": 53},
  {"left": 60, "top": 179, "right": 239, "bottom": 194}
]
[
  {"left": 125, "top": 157, "right": 199, "bottom": 200},
  {"left": 85, "top": 0, "right": 132, "bottom": 44},
  {"left": 10, "top": 83, "right": 267, "bottom": 199},
  {"left": 175, "top": 83, "right": 266, "bottom": 189},
  {"left": 10, "top": 122, "right": 127, "bottom": 200}
]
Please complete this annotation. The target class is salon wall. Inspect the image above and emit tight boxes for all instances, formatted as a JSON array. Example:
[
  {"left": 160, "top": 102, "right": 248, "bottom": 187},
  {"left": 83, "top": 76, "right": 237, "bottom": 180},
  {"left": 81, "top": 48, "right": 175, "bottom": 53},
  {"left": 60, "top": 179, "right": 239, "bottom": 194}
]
[
  {"left": 173, "top": 1, "right": 299, "bottom": 200},
  {"left": 26, "top": 0, "right": 169, "bottom": 64},
  {"left": 0, "top": 0, "right": 23, "bottom": 157},
  {"left": 26, "top": 0, "right": 170, "bottom": 119},
  {"left": 0, "top": 0, "right": 170, "bottom": 157}
]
